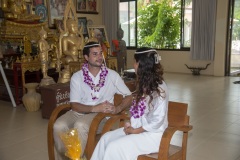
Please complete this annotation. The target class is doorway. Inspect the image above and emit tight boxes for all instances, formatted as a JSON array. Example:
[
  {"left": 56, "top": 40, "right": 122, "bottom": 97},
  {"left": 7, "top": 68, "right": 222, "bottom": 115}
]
[{"left": 226, "top": 0, "right": 240, "bottom": 76}]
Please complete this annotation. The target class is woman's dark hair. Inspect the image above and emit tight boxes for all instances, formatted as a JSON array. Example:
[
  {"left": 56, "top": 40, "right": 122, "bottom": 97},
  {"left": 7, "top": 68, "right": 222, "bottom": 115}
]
[
  {"left": 134, "top": 47, "right": 164, "bottom": 105},
  {"left": 83, "top": 41, "right": 100, "bottom": 56}
]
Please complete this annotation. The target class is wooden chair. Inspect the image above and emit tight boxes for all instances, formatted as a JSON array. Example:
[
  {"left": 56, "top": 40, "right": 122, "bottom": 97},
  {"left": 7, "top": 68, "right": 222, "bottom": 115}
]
[
  {"left": 138, "top": 101, "right": 193, "bottom": 160},
  {"left": 98, "top": 101, "right": 193, "bottom": 160},
  {"left": 47, "top": 80, "right": 135, "bottom": 160},
  {"left": 47, "top": 94, "right": 129, "bottom": 160}
]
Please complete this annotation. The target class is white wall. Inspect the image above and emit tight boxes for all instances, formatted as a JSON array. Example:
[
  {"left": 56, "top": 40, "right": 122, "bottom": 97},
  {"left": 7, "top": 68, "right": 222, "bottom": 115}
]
[{"left": 126, "top": 50, "right": 214, "bottom": 75}]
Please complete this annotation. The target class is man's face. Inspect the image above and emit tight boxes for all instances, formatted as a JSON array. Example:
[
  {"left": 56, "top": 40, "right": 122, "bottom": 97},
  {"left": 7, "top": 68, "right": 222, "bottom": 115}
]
[{"left": 85, "top": 46, "right": 103, "bottom": 67}]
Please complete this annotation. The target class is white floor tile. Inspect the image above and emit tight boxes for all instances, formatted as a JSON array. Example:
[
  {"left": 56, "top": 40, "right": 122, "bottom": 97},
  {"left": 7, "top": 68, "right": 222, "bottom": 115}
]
[{"left": 1, "top": 73, "right": 240, "bottom": 160}]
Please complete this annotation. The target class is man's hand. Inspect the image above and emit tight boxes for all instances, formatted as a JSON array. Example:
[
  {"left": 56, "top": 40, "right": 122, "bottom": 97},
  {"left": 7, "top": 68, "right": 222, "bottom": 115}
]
[
  {"left": 92, "top": 101, "right": 114, "bottom": 113},
  {"left": 110, "top": 105, "right": 121, "bottom": 114},
  {"left": 111, "top": 95, "right": 132, "bottom": 114}
]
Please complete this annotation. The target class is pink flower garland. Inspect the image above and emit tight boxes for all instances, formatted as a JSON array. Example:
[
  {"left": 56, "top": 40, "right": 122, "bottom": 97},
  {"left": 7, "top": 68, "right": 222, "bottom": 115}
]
[
  {"left": 130, "top": 98, "right": 146, "bottom": 119},
  {"left": 82, "top": 63, "right": 108, "bottom": 100}
]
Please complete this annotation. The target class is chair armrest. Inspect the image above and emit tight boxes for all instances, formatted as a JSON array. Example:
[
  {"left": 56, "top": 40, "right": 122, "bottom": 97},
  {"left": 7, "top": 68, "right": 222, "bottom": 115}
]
[
  {"left": 158, "top": 125, "right": 193, "bottom": 160},
  {"left": 85, "top": 112, "right": 115, "bottom": 159},
  {"left": 101, "top": 114, "right": 129, "bottom": 135},
  {"left": 47, "top": 104, "right": 71, "bottom": 160},
  {"left": 85, "top": 112, "right": 129, "bottom": 159},
  {"left": 176, "top": 125, "right": 193, "bottom": 132}
]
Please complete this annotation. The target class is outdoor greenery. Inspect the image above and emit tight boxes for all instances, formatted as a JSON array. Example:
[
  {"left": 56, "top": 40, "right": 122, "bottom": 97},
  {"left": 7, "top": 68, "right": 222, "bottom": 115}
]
[
  {"left": 137, "top": 0, "right": 181, "bottom": 49},
  {"left": 233, "top": 0, "right": 240, "bottom": 40}
]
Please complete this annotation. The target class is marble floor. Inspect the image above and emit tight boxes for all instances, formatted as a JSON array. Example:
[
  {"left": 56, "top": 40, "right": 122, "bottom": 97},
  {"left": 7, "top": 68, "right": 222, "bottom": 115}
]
[{"left": 0, "top": 73, "right": 240, "bottom": 160}]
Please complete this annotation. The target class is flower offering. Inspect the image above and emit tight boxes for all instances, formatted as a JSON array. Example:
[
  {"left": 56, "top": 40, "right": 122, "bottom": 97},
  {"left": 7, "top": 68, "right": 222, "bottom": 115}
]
[{"left": 60, "top": 128, "right": 82, "bottom": 160}]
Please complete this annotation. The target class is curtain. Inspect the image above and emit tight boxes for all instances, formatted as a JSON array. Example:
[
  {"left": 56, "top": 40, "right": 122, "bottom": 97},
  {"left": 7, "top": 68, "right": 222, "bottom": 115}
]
[
  {"left": 102, "top": 0, "right": 119, "bottom": 52},
  {"left": 190, "top": 0, "right": 217, "bottom": 60}
]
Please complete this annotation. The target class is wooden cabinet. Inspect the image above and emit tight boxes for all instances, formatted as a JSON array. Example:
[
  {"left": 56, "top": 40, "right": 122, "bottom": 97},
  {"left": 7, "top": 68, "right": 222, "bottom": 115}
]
[{"left": 40, "top": 82, "right": 70, "bottom": 119}]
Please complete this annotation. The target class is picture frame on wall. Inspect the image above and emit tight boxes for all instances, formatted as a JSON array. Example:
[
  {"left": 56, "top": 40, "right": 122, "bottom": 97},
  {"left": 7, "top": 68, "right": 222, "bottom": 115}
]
[
  {"left": 47, "top": 0, "right": 75, "bottom": 28},
  {"left": 76, "top": 0, "right": 98, "bottom": 14},
  {"left": 32, "top": 0, "right": 45, "bottom": 7},
  {"left": 35, "top": 4, "right": 47, "bottom": 22},
  {"left": 76, "top": 0, "right": 87, "bottom": 12},
  {"left": 87, "top": 0, "right": 97, "bottom": 13},
  {"left": 87, "top": 25, "right": 109, "bottom": 46},
  {"left": 87, "top": 25, "right": 109, "bottom": 57},
  {"left": 78, "top": 17, "right": 88, "bottom": 38}
]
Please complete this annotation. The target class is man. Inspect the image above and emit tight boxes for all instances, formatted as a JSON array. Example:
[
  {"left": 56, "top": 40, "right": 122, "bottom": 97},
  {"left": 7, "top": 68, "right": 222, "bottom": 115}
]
[{"left": 53, "top": 41, "right": 132, "bottom": 160}]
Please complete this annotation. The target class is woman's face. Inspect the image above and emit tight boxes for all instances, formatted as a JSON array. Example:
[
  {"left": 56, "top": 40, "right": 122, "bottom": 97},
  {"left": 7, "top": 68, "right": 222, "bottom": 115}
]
[{"left": 133, "top": 59, "right": 139, "bottom": 74}]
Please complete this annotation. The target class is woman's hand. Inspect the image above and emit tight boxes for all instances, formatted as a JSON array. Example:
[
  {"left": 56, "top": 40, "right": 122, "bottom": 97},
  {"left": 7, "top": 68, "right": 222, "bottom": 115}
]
[
  {"left": 124, "top": 121, "right": 133, "bottom": 135},
  {"left": 124, "top": 124, "right": 145, "bottom": 135}
]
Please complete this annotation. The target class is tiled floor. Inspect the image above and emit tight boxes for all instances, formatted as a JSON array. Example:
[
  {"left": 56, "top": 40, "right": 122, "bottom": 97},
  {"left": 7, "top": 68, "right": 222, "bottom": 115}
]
[{"left": 0, "top": 73, "right": 240, "bottom": 160}]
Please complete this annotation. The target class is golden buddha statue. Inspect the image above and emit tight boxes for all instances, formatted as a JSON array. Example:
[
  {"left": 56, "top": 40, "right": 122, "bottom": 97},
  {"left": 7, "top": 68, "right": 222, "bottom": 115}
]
[
  {"left": 62, "top": 19, "right": 83, "bottom": 64},
  {"left": 49, "top": 39, "right": 59, "bottom": 70},
  {"left": 38, "top": 27, "right": 56, "bottom": 86},
  {"left": 1, "top": 0, "right": 40, "bottom": 22},
  {"left": 87, "top": 29, "right": 98, "bottom": 43},
  {"left": 57, "top": 18, "right": 84, "bottom": 83}
]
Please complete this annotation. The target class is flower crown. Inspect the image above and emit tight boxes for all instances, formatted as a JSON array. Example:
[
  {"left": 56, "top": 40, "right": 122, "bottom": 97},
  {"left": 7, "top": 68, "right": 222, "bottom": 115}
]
[
  {"left": 135, "top": 49, "right": 161, "bottom": 64},
  {"left": 83, "top": 43, "right": 101, "bottom": 49}
]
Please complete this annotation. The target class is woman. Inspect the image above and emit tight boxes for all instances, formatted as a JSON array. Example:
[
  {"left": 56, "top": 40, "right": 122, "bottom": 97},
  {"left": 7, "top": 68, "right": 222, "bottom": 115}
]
[{"left": 91, "top": 47, "right": 169, "bottom": 160}]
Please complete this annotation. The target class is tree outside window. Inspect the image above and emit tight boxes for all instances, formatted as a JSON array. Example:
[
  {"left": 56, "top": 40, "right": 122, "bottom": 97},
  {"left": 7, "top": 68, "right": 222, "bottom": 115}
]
[{"left": 119, "top": 0, "right": 192, "bottom": 49}]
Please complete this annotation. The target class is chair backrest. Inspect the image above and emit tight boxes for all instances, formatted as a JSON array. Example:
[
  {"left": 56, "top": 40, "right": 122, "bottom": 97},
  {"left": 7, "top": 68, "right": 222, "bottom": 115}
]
[
  {"left": 137, "top": 101, "right": 191, "bottom": 160},
  {"left": 168, "top": 101, "right": 189, "bottom": 127}
]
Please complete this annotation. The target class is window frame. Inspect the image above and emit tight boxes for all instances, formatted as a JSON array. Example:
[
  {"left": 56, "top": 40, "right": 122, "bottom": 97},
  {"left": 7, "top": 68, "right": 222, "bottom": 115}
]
[{"left": 119, "top": 0, "right": 191, "bottom": 51}]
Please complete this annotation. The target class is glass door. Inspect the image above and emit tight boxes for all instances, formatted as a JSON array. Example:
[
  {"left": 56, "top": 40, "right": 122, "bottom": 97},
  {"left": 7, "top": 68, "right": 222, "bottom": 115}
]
[{"left": 227, "top": 0, "right": 240, "bottom": 76}]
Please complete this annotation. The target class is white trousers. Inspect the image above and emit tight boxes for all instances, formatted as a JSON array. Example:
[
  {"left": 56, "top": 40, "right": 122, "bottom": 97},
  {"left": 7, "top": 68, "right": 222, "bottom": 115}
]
[
  {"left": 53, "top": 110, "right": 105, "bottom": 160},
  {"left": 91, "top": 127, "right": 163, "bottom": 160}
]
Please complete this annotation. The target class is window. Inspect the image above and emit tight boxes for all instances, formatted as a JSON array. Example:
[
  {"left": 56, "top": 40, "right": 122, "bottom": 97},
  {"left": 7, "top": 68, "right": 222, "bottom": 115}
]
[
  {"left": 119, "top": 0, "right": 136, "bottom": 47},
  {"left": 119, "top": 0, "right": 192, "bottom": 49}
]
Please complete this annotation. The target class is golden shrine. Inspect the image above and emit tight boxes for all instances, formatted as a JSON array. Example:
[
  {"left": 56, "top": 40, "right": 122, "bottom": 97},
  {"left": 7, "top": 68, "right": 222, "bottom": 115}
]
[
  {"left": 0, "top": 0, "right": 48, "bottom": 43},
  {"left": 0, "top": 0, "right": 119, "bottom": 105}
]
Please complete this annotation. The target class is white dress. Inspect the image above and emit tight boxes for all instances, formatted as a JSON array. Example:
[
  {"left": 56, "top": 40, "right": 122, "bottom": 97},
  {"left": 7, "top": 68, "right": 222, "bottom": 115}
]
[{"left": 91, "top": 81, "right": 169, "bottom": 160}]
